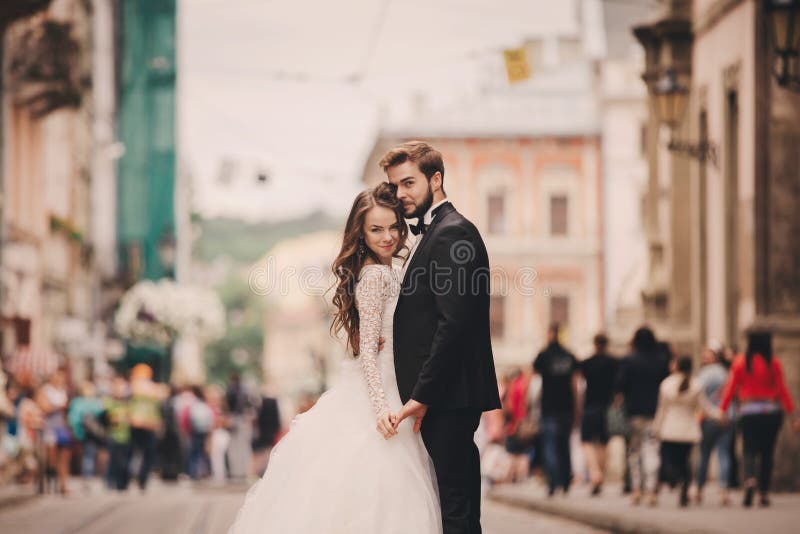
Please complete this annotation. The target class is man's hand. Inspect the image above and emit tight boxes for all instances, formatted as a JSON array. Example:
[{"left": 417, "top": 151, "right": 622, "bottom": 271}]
[
  {"left": 393, "top": 399, "right": 428, "bottom": 433},
  {"left": 376, "top": 412, "right": 398, "bottom": 439}
]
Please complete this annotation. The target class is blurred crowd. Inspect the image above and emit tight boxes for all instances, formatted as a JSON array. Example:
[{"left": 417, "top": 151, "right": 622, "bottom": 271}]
[
  {"left": 476, "top": 324, "right": 798, "bottom": 509},
  {"left": 2, "top": 324, "right": 797, "bottom": 510},
  {"left": 0, "top": 366, "right": 283, "bottom": 495}
]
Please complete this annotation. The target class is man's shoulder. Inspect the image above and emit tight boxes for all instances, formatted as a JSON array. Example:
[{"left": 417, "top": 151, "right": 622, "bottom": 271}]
[
  {"left": 432, "top": 205, "right": 476, "bottom": 234},
  {"left": 428, "top": 211, "right": 488, "bottom": 263},
  {"left": 434, "top": 210, "right": 469, "bottom": 235}
]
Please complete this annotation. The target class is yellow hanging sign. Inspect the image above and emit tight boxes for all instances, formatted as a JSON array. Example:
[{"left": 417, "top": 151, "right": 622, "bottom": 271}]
[{"left": 503, "top": 48, "right": 531, "bottom": 83}]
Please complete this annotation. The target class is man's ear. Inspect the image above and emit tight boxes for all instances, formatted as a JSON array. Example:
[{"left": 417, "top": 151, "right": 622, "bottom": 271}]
[{"left": 430, "top": 171, "right": 442, "bottom": 193}]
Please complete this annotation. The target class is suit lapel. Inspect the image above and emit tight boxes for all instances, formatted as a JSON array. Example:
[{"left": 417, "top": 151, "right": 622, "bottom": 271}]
[{"left": 400, "top": 202, "right": 456, "bottom": 293}]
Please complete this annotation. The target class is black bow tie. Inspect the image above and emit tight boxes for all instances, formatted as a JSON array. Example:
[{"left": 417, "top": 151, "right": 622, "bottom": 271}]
[
  {"left": 409, "top": 219, "right": 427, "bottom": 236},
  {"left": 409, "top": 202, "right": 449, "bottom": 236}
]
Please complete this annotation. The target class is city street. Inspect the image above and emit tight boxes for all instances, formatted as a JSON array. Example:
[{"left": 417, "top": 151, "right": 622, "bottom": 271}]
[
  {"left": 0, "top": 480, "right": 607, "bottom": 534},
  {"left": 2, "top": 1, "right": 800, "bottom": 533}
]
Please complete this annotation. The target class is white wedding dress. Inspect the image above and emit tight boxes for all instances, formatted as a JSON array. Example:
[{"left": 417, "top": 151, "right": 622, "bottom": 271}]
[{"left": 228, "top": 264, "right": 442, "bottom": 534}]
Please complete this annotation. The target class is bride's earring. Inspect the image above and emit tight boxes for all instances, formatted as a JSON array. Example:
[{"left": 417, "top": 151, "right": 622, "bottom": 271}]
[{"left": 358, "top": 237, "right": 366, "bottom": 257}]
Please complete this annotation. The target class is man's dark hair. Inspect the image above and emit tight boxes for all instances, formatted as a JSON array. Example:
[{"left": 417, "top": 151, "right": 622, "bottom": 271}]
[
  {"left": 594, "top": 332, "right": 609, "bottom": 351},
  {"left": 631, "top": 326, "right": 657, "bottom": 353},
  {"left": 378, "top": 140, "right": 445, "bottom": 188}
]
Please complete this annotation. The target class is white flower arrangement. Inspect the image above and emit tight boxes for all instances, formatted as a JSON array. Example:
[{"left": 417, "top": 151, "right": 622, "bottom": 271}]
[{"left": 115, "top": 279, "right": 226, "bottom": 346}]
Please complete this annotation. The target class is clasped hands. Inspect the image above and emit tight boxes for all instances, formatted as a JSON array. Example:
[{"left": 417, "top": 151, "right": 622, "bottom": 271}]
[
  {"left": 362, "top": 335, "right": 428, "bottom": 440},
  {"left": 376, "top": 399, "right": 428, "bottom": 440}
]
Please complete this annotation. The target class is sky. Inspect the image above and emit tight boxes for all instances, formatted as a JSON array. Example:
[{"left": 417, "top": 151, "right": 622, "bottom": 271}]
[{"left": 179, "top": 0, "right": 587, "bottom": 222}]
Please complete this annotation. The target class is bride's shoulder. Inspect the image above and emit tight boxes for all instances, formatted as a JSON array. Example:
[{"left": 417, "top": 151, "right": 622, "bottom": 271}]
[
  {"left": 358, "top": 263, "right": 392, "bottom": 280},
  {"left": 356, "top": 264, "right": 396, "bottom": 295}
]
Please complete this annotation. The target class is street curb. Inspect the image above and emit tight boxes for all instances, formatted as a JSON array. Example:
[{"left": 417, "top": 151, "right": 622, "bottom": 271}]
[
  {"left": 0, "top": 491, "right": 38, "bottom": 512},
  {"left": 488, "top": 493, "right": 714, "bottom": 534}
]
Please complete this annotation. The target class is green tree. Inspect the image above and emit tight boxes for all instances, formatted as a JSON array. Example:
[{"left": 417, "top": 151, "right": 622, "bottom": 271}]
[{"left": 204, "top": 272, "right": 264, "bottom": 384}]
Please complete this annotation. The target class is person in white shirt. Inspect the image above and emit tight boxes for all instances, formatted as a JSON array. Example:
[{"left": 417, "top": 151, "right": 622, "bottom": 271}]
[{"left": 653, "top": 356, "right": 723, "bottom": 507}]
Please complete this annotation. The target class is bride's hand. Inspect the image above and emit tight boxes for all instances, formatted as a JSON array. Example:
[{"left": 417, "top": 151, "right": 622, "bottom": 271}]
[
  {"left": 393, "top": 400, "right": 428, "bottom": 433},
  {"left": 376, "top": 412, "right": 398, "bottom": 440}
]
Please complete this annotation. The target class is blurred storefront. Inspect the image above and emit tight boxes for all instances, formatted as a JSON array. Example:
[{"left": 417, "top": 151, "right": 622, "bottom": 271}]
[
  {"left": 0, "top": 0, "right": 181, "bottom": 384},
  {"left": 0, "top": 0, "right": 96, "bottom": 383}
]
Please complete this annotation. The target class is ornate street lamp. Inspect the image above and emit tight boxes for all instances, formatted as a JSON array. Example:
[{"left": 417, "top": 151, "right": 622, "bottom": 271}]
[
  {"left": 766, "top": 0, "right": 800, "bottom": 91},
  {"left": 652, "top": 68, "right": 719, "bottom": 167},
  {"left": 653, "top": 68, "right": 690, "bottom": 128},
  {"left": 634, "top": 10, "right": 718, "bottom": 166}
]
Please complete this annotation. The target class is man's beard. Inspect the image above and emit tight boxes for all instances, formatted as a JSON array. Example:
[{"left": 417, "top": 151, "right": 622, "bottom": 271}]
[{"left": 406, "top": 184, "right": 434, "bottom": 220}]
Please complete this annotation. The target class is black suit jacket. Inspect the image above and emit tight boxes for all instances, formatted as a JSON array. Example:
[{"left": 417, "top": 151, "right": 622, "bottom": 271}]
[{"left": 393, "top": 202, "right": 502, "bottom": 412}]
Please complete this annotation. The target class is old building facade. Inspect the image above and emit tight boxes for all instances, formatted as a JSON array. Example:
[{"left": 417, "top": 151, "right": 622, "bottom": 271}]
[
  {"left": 635, "top": 0, "right": 800, "bottom": 488},
  {"left": 1, "top": 0, "right": 98, "bottom": 380}
]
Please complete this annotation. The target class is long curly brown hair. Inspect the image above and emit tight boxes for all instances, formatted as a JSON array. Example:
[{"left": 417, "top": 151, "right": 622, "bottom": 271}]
[{"left": 330, "top": 183, "right": 408, "bottom": 355}]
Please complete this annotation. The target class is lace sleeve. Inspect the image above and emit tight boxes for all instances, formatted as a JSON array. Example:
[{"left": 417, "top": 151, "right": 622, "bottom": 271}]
[{"left": 355, "top": 265, "right": 391, "bottom": 418}]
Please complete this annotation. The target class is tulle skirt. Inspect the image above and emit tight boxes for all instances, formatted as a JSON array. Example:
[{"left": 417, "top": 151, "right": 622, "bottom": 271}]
[{"left": 227, "top": 356, "right": 442, "bottom": 534}]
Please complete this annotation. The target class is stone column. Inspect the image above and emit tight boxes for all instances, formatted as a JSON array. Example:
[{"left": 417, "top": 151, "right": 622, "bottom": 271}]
[{"left": 753, "top": 1, "right": 800, "bottom": 491}]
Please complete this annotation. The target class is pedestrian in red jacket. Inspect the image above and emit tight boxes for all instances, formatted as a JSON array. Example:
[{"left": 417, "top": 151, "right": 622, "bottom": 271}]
[{"left": 720, "top": 331, "right": 799, "bottom": 507}]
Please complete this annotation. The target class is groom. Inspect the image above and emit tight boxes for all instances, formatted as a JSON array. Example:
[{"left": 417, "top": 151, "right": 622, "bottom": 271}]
[{"left": 382, "top": 141, "right": 501, "bottom": 534}]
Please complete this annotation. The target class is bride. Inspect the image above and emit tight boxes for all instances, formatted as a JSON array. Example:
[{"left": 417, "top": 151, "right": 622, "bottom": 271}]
[{"left": 227, "top": 183, "right": 442, "bottom": 534}]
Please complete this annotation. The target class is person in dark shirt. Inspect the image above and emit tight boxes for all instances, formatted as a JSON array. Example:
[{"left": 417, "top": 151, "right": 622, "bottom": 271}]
[
  {"left": 533, "top": 323, "right": 579, "bottom": 496},
  {"left": 251, "top": 392, "right": 281, "bottom": 476},
  {"left": 226, "top": 373, "right": 248, "bottom": 416},
  {"left": 615, "top": 326, "right": 671, "bottom": 505},
  {"left": 225, "top": 373, "right": 253, "bottom": 480},
  {"left": 579, "top": 333, "right": 619, "bottom": 495}
]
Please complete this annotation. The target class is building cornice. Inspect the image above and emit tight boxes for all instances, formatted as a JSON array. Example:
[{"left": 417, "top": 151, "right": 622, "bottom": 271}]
[
  {"left": 484, "top": 238, "right": 603, "bottom": 258},
  {"left": 693, "top": 0, "right": 745, "bottom": 37},
  {"left": 379, "top": 128, "right": 601, "bottom": 141}
]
